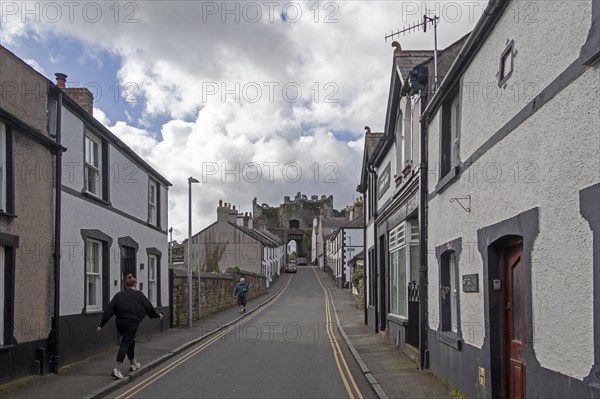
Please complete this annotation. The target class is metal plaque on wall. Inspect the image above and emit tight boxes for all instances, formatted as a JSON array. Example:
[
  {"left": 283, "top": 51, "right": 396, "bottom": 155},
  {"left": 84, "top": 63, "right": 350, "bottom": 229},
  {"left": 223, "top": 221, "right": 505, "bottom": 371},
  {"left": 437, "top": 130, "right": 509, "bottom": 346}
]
[{"left": 462, "top": 274, "right": 479, "bottom": 292}]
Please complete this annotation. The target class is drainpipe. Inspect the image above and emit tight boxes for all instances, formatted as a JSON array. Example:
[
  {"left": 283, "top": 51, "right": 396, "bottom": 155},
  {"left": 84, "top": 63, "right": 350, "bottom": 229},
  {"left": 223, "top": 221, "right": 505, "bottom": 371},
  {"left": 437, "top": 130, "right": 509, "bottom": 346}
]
[
  {"left": 367, "top": 164, "right": 378, "bottom": 332},
  {"left": 418, "top": 74, "right": 429, "bottom": 369},
  {"left": 51, "top": 84, "right": 63, "bottom": 373},
  {"left": 362, "top": 199, "right": 368, "bottom": 324}
]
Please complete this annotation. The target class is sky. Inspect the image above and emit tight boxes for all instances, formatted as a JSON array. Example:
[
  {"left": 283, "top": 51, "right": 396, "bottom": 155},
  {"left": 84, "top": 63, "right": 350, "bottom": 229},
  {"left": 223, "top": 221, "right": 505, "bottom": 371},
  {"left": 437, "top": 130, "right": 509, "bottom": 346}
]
[{"left": 1, "top": 1, "right": 487, "bottom": 241}]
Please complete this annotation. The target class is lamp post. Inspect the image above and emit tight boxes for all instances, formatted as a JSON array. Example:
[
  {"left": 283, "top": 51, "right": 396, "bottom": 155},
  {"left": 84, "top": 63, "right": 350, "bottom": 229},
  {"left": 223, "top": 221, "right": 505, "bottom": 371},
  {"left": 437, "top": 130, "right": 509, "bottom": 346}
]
[
  {"left": 169, "top": 227, "right": 173, "bottom": 268},
  {"left": 187, "top": 177, "right": 199, "bottom": 327}
]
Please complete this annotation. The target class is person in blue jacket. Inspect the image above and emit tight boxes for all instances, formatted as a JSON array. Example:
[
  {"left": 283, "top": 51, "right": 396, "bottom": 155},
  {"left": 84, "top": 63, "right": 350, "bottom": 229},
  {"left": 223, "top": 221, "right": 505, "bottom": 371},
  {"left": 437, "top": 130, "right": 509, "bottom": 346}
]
[
  {"left": 234, "top": 277, "right": 249, "bottom": 313},
  {"left": 97, "top": 274, "right": 163, "bottom": 379}
]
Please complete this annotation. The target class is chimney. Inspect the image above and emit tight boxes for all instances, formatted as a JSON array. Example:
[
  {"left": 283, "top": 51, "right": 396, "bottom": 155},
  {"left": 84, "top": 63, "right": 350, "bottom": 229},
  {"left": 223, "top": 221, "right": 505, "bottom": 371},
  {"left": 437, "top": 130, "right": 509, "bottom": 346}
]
[
  {"left": 217, "top": 201, "right": 229, "bottom": 222},
  {"left": 55, "top": 72, "right": 94, "bottom": 115}
]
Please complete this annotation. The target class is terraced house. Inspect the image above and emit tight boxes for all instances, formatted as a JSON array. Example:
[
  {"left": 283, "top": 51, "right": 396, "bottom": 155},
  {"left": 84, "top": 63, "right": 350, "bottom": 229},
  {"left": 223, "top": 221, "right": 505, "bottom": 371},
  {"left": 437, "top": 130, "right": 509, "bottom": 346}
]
[
  {"left": 423, "top": 1, "right": 599, "bottom": 397},
  {"left": 54, "top": 73, "right": 172, "bottom": 365},
  {"left": 0, "top": 45, "right": 64, "bottom": 383}
]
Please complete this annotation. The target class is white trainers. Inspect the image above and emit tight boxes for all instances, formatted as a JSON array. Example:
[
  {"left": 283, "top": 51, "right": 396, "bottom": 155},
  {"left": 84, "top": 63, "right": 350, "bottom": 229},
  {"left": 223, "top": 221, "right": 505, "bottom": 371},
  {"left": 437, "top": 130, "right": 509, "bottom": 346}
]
[
  {"left": 112, "top": 368, "right": 124, "bottom": 379},
  {"left": 130, "top": 361, "right": 141, "bottom": 371}
]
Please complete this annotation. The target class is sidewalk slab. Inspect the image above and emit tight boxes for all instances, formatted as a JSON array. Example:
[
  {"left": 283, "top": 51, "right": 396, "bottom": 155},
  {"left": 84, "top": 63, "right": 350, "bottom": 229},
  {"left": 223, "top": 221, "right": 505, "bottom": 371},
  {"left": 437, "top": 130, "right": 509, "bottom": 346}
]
[{"left": 318, "top": 268, "right": 451, "bottom": 399}]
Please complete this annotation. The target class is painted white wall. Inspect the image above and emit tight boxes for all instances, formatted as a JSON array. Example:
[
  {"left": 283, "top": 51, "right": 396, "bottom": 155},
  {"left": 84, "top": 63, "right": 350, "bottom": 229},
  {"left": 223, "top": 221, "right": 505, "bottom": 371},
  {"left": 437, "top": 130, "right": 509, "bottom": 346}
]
[
  {"left": 60, "top": 193, "right": 169, "bottom": 315},
  {"left": 427, "top": 0, "right": 598, "bottom": 379},
  {"left": 59, "top": 103, "right": 170, "bottom": 316},
  {"left": 460, "top": 1, "right": 591, "bottom": 160}
]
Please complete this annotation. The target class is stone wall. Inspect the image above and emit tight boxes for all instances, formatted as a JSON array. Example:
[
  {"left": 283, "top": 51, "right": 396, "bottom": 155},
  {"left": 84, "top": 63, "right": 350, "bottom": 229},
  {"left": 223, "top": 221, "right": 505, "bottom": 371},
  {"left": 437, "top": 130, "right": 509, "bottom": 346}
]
[{"left": 171, "top": 268, "right": 267, "bottom": 326}]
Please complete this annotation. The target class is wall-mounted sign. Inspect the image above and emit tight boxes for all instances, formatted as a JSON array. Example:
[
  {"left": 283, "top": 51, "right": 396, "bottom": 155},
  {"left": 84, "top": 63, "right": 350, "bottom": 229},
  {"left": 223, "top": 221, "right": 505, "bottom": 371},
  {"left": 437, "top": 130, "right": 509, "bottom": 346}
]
[
  {"left": 378, "top": 162, "right": 391, "bottom": 200},
  {"left": 462, "top": 273, "right": 479, "bottom": 292}
]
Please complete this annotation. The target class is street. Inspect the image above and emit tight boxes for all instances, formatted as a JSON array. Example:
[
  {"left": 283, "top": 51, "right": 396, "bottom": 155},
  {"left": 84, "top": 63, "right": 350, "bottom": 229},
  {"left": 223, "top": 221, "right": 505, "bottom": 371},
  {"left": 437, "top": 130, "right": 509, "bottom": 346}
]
[{"left": 107, "top": 267, "right": 376, "bottom": 399}]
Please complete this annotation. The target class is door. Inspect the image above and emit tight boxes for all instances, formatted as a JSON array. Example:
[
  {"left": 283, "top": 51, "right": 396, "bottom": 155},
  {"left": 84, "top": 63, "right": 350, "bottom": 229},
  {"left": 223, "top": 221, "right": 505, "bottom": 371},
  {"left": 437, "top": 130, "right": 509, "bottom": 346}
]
[
  {"left": 502, "top": 242, "right": 526, "bottom": 399},
  {"left": 121, "top": 246, "right": 137, "bottom": 289}
]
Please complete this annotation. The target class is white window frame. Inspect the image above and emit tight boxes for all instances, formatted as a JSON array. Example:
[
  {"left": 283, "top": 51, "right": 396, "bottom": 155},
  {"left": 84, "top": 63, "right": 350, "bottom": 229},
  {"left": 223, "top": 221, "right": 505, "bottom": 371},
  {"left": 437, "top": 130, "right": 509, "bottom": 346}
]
[
  {"left": 148, "top": 254, "right": 157, "bottom": 305},
  {"left": 84, "top": 132, "right": 102, "bottom": 197},
  {"left": 450, "top": 96, "right": 460, "bottom": 167},
  {"left": 449, "top": 252, "right": 458, "bottom": 333},
  {"left": 85, "top": 239, "right": 102, "bottom": 311},
  {"left": 148, "top": 180, "right": 158, "bottom": 225},
  {"left": 389, "top": 221, "right": 419, "bottom": 318},
  {"left": 0, "top": 246, "right": 5, "bottom": 346},
  {"left": 441, "top": 251, "right": 459, "bottom": 333},
  {"left": 395, "top": 107, "right": 404, "bottom": 176},
  {"left": 0, "top": 121, "right": 6, "bottom": 212}
]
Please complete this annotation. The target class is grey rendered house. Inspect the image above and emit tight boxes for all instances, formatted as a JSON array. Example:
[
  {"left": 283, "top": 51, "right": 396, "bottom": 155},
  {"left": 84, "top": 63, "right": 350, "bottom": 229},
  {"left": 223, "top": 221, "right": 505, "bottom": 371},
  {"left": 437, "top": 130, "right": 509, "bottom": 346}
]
[
  {"left": 54, "top": 74, "right": 172, "bottom": 365},
  {"left": 0, "top": 45, "right": 64, "bottom": 383},
  {"left": 185, "top": 201, "right": 284, "bottom": 279},
  {"left": 423, "top": 1, "right": 599, "bottom": 398}
]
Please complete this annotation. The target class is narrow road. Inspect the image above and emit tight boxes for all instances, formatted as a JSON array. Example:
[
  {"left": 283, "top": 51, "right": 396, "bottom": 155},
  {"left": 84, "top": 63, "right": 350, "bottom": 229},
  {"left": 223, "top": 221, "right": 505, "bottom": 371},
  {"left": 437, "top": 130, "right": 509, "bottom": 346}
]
[{"left": 107, "top": 266, "right": 376, "bottom": 399}]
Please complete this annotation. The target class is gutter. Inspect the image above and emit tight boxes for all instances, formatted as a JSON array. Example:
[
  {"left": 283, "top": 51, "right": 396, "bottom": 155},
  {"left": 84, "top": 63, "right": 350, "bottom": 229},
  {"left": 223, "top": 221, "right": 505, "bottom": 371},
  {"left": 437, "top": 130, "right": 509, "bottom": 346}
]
[{"left": 51, "top": 87, "right": 63, "bottom": 373}]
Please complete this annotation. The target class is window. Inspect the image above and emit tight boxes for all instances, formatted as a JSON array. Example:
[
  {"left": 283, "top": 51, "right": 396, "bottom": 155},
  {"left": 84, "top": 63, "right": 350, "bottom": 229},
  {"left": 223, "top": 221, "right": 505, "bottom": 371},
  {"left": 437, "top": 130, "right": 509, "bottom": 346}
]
[
  {"left": 441, "top": 251, "right": 459, "bottom": 332},
  {"left": 84, "top": 132, "right": 102, "bottom": 196},
  {"left": 148, "top": 254, "right": 157, "bottom": 305},
  {"left": 85, "top": 239, "right": 102, "bottom": 310},
  {"left": 498, "top": 40, "right": 515, "bottom": 86},
  {"left": 0, "top": 122, "right": 6, "bottom": 212},
  {"left": 0, "top": 246, "right": 4, "bottom": 346},
  {"left": 395, "top": 107, "right": 404, "bottom": 175},
  {"left": 148, "top": 180, "right": 158, "bottom": 225},
  {"left": 440, "top": 91, "right": 461, "bottom": 178},
  {"left": 389, "top": 220, "right": 419, "bottom": 317}
]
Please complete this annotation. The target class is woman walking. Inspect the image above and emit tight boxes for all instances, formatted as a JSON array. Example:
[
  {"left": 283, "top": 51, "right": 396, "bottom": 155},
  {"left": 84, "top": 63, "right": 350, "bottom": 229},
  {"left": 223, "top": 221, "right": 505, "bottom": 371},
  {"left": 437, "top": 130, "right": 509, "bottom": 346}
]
[
  {"left": 97, "top": 274, "right": 163, "bottom": 379},
  {"left": 234, "top": 277, "right": 249, "bottom": 313}
]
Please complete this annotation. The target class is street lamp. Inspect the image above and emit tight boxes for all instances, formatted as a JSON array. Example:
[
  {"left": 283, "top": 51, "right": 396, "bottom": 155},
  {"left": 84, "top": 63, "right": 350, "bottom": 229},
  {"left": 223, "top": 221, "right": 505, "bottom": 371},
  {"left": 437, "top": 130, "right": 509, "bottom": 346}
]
[
  {"left": 169, "top": 227, "right": 173, "bottom": 268},
  {"left": 187, "top": 176, "right": 199, "bottom": 328}
]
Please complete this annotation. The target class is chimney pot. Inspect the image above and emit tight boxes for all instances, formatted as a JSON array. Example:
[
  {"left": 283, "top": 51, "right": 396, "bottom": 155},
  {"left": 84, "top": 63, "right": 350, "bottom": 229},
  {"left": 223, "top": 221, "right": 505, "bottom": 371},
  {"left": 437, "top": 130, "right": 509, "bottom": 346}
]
[
  {"left": 55, "top": 73, "right": 67, "bottom": 88},
  {"left": 219, "top": 199, "right": 223, "bottom": 207}
]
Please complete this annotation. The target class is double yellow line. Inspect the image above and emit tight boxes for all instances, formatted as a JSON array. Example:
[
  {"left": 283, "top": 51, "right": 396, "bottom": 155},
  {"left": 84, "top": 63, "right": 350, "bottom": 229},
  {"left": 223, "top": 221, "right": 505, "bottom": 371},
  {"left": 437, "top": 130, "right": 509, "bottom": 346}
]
[
  {"left": 115, "top": 275, "right": 294, "bottom": 399},
  {"left": 312, "top": 266, "right": 364, "bottom": 399}
]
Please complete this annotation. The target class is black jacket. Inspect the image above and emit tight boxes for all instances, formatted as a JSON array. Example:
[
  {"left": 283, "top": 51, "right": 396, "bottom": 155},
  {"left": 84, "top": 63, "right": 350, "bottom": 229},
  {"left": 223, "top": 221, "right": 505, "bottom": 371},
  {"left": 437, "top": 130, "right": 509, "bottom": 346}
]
[{"left": 99, "top": 288, "right": 160, "bottom": 327}]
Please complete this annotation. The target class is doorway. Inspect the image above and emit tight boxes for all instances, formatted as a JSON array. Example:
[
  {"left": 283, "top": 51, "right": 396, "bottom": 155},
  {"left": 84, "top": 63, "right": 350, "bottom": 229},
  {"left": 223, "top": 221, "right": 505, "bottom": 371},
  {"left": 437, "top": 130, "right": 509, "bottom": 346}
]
[
  {"left": 502, "top": 241, "right": 526, "bottom": 399},
  {"left": 120, "top": 245, "right": 136, "bottom": 289}
]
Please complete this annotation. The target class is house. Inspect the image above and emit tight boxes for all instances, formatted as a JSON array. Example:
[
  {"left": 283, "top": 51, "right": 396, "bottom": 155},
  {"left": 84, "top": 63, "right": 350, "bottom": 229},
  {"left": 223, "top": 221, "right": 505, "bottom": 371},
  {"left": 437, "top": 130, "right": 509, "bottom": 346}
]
[
  {"left": 185, "top": 201, "right": 285, "bottom": 283},
  {"left": 0, "top": 45, "right": 64, "bottom": 382},
  {"left": 423, "top": 1, "right": 599, "bottom": 397},
  {"left": 327, "top": 216, "right": 365, "bottom": 288},
  {"left": 357, "top": 35, "right": 466, "bottom": 360},
  {"left": 55, "top": 73, "right": 172, "bottom": 365}
]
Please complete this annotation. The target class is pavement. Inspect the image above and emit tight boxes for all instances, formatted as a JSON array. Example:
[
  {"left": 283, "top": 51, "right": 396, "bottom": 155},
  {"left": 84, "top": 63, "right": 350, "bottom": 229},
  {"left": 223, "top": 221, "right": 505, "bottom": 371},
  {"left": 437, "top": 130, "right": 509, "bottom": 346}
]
[{"left": 0, "top": 267, "right": 451, "bottom": 399}]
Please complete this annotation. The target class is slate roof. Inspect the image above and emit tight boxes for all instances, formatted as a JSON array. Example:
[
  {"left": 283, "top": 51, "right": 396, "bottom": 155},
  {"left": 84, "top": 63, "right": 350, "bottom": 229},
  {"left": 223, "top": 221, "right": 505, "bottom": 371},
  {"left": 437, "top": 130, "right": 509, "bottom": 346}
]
[{"left": 395, "top": 50, "right": 434, "bottom": 83}]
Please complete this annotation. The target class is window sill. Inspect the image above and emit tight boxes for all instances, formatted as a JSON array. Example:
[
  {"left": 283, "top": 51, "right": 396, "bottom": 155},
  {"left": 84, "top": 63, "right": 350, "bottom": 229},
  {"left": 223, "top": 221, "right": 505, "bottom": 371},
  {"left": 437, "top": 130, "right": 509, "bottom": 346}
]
[
  {"left": 0, "top": 211, "right": 17, "bottom": 219},
  {"left": 82, "top": 308, "right": 103, "bottom": 316},
  {"left": 434, "top": 166, "right": 459, "bottom": 195},
  {"left": 81, "top": 190, "right": 111, "bottom": 206},
  {"left": 0, "top": 344, "right": 16, "bottom": 352},
  {"left": 438, "top": 330, "right": 462, "bottom": 351},
  {"left": 387, "top": 314, "right": 409, "bottom": 326}
]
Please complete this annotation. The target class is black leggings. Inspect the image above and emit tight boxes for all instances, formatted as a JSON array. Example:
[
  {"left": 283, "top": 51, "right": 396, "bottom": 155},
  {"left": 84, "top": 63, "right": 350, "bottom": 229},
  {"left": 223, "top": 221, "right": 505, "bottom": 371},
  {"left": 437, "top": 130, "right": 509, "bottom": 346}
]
[{"left": 116, "top": 318, "right": 139, "bottom": 363}]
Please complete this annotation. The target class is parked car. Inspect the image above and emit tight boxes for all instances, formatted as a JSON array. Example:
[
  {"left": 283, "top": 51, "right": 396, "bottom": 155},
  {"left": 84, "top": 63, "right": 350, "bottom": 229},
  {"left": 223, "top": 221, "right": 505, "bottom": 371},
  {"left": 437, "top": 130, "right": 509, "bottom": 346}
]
[
  {"left": 285, "top": 263, "right": 297, "bottom": 273},
  {"left": 297, "top": 257, "right": 307, "bottom": 266}
]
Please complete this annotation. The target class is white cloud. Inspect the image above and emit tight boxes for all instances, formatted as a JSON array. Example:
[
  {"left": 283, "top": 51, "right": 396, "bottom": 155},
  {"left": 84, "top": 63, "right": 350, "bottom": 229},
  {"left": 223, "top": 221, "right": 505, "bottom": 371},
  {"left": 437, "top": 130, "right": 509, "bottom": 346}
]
[{"left": 3, "top": 1, "right": 486, "bottom": 240}]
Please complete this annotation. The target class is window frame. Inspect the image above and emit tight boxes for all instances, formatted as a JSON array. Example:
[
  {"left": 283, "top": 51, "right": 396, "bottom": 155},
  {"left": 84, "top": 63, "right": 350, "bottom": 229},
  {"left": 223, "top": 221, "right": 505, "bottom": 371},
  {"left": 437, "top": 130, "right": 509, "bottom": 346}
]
[
  {"left": 440, "top": 251, "right": 459, "bottom": 333},
  {"left": 148, "top": 179, "right": 158, "bottom": 226},
  {"left": 85, "top": 238, "right": 103, "bottom": 311},
  {"left": 439, "top": 87, "right": 461, "bottom": 181},
  {"left": 498, "top": 39, "right": 515, "bottom": 87},
  {"left": 148, "top": 253, "right": 157, "bottom": 305},
  {"left": 84, "top": 131, "right": 102, "bottom": 197},
  {"left": 0, "top": 120, "right": 15, "bottom": 215},
  {"left": 389, "top": 220, "right": 419, "bottom": 318}
]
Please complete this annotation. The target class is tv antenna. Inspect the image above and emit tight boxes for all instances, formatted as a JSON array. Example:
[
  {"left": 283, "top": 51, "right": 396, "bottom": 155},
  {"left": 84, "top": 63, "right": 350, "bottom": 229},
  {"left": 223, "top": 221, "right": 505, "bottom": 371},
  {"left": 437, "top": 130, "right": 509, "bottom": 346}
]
[{"left": 385, "top": 12, "right": 440, "bottom": 91}]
